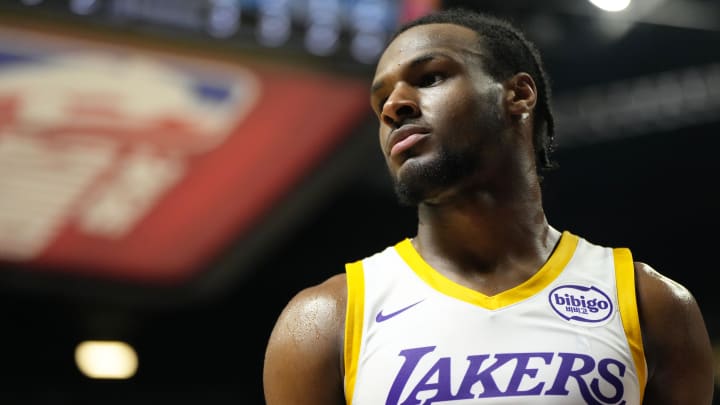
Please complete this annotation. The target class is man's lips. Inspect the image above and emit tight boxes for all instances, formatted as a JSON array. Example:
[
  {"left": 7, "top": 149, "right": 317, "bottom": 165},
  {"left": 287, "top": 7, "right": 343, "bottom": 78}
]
[{"left": 387, "top": 125, "right": 430, "bottom": 158}]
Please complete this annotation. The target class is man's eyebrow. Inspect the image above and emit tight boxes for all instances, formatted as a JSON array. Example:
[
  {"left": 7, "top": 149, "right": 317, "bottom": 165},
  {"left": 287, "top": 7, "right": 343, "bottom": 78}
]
[{"left": 370, "top": 52, "right": 450, "bottom": 95}]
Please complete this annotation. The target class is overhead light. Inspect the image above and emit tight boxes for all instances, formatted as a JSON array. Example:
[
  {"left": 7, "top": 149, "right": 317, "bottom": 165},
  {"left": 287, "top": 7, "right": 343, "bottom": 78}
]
[
  {"left": 75, "top": 340, "right": 138, "bottom": 379},
  {"left": 589, "top": 0, "right": 631, "bottom": 12}
]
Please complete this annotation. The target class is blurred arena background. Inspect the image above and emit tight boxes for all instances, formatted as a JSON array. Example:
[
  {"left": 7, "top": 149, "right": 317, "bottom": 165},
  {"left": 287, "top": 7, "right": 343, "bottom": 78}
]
[{"left": 0, "top": 0, "right": 718, "bottom": 403}]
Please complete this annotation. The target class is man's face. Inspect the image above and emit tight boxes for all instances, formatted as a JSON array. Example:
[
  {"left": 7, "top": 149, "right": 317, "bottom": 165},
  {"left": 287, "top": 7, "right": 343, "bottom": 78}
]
[{"left": 370, "top": 23, "right": 508, "bottom": 206}]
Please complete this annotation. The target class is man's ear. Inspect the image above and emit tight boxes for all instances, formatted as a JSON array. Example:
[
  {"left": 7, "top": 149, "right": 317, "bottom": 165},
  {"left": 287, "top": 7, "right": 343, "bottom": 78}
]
[{"left": 505, "top": 72, "right": 537, "bottom": 119}]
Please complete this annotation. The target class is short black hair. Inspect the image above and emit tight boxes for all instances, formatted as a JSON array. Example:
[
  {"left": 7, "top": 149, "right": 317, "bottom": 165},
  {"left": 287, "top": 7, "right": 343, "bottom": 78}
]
[{"left": 390, "top": 8, "right": 558, "bottom": 176}]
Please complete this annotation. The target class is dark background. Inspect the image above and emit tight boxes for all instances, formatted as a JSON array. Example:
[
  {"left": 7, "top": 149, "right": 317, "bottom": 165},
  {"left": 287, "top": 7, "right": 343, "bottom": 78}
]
[{"left": 0, "top": 0, "right": 718, "bottom": 403}]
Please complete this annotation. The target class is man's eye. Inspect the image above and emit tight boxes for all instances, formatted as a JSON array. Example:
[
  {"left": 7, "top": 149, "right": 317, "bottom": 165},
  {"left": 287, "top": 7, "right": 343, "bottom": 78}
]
[{"left": 418, "top": 73, "right": 444, "bottom": 87}]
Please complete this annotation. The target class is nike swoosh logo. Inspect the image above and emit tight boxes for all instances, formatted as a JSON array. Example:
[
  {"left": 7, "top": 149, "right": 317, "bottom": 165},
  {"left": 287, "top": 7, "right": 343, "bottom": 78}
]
[{"left": 375, "top": 299, "right": 425, "bottom": 323}]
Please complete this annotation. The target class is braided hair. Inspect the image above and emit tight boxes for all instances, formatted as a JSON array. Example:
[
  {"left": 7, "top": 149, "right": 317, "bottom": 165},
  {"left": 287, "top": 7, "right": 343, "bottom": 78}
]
[{"left": 390, "top": 8, "right": 559, "bottom": 177}]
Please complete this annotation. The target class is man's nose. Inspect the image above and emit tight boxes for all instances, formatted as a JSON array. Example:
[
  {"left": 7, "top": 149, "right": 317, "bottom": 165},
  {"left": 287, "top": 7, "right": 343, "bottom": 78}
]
[{"left": 381, "top": 83, "right": 420, "bottom": 127}]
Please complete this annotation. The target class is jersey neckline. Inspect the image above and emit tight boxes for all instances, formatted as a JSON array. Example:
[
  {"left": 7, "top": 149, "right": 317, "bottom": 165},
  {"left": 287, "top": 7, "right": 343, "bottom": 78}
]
[{"left": 394, "top": 231, "right": 580, "bottom": 310}]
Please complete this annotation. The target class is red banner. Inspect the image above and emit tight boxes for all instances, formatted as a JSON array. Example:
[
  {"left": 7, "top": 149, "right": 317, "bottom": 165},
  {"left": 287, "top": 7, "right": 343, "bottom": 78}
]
[{"left": 0, "top": 27, "right": 371, "bottom": 285}]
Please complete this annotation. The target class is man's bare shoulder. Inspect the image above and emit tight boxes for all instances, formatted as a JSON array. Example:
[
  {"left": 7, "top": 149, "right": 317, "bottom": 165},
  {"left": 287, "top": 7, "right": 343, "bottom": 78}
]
[
  {"left": 275, "top": 273, "right": 348, "bottom": 338},
  {"left": 634, "top": 261, "right": 699, "bottom": 310},
  {"left": 263, "top": 273, "right": 348, "bottom": 405},
  {"left": 286, "top": 273, "right": 347, "bottom": 320},
  {"left": 633, "top": 260, "right": 707, "bottom": 338},
  {"left": 633, "top": 261, "right": 714, "bottom": 404}
]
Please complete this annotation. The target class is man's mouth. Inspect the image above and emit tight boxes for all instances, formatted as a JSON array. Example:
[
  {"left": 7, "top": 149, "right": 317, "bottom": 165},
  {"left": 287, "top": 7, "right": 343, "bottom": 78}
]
[{"left": 387, "top": 125, "right": 430, "bottom": 158}]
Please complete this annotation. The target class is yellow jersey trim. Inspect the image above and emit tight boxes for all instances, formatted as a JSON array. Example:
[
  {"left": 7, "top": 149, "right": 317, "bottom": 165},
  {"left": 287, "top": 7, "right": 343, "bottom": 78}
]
[
  {"left": 614, "top": 247, "right": 647, "bottom": 401},
  {"left": 344, "top": 260, "right": 364, "bottom": 405},
  {"left": 395, "top": 231, "right": 579, "bottom": 310}
]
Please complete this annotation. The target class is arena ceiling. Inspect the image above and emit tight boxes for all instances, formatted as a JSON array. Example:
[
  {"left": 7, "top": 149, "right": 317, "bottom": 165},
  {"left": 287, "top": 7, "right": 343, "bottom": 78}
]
[{"left": 0, "top": 1, "right": 718, "bottom": 403}]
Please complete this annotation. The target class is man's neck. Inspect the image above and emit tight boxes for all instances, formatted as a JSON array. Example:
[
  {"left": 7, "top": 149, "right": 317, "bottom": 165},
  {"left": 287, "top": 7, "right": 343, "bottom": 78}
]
[{"left": 411, "top": 195, "right": 561, "bottom": 294}]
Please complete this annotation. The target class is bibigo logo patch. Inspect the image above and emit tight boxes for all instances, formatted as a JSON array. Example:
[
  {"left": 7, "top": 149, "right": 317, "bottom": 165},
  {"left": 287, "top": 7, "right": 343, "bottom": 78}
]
[{"left": 548, "top": 284, "right": 613, "bottom": 325}]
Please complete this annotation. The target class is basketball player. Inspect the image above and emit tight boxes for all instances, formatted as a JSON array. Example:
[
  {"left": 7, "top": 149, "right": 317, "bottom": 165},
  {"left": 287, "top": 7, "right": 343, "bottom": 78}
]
[{"left": 263, "top": 8, "right": 714, "bottom": 404}]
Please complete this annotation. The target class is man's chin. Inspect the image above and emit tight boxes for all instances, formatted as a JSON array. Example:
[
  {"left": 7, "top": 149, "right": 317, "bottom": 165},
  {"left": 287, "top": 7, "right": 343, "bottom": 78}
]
[
  {"left": 391, "top": 154, "right": 456, "bottom": 207},
  {"left": 393, "top": 187, "right": 422, "bottom": 208},
  {"left": 393, "top": 178, "right": 435, "bottom": 207}
]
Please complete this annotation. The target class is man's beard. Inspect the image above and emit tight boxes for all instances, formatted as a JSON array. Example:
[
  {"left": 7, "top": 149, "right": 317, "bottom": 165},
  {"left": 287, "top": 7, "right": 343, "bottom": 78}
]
[
  {"left": 390, "top": 88, "right": 505, "bottom": 207},
  {"left": 391, "top": 145, "right": 477, "bottom": 207}
]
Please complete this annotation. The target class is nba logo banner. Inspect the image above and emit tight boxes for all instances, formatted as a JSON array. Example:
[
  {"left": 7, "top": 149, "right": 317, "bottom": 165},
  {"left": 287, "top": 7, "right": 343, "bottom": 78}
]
[{"left": 0, "top": 25, "right": 369, "bottom": 286}]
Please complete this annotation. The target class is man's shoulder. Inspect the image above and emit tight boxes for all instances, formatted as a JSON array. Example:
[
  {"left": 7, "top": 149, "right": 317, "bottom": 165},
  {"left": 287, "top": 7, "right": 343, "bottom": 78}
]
[{"left": 283, "top": 273, "right": 348, "bottom": 323}]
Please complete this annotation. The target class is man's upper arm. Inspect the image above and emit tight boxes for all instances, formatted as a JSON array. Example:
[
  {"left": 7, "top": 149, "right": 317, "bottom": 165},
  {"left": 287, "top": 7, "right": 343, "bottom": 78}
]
[
  {"left": 263, "top": 274, "right": 347, "bottom": 405},
  {"left": 635, "top": 262, "right": 714, "bottom": 404}
]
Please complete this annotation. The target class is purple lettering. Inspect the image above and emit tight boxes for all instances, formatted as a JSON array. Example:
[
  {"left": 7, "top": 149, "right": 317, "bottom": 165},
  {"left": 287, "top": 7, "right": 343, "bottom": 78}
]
[
  {"left": 456, "top": 353, "right": 512, "bottom": 398},
  {"left": 591, "top": 358, "right": 625, "bottom": 403},
  {"left": 401, "top": 357, "right": 454, "bottom": 405},
  {"left": 454, "top": 354, "right": 493, "bottom": 399},
  {"left": 386, "top": 346, "right": 436, "bottom": 405},
  {"left": 385, "top": 347, "right": 628, "bottom": 405},
  {"left": 547, "top": 352, "right": 605, "bottom": 405},
  {"left": 504, "top": 352, "right": 554, "bottom": 396}
]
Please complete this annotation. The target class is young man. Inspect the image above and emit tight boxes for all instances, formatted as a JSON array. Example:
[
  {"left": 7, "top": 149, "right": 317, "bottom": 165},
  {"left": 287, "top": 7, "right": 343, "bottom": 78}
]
[{"left": 263, "top": 8, "right": 714, "bottom": 405}]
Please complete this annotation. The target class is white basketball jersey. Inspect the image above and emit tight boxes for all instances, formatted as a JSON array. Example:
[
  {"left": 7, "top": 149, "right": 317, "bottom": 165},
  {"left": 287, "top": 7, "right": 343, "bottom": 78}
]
[{"left": 344, "top": 231, "right": 646, "bottom": 404}]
